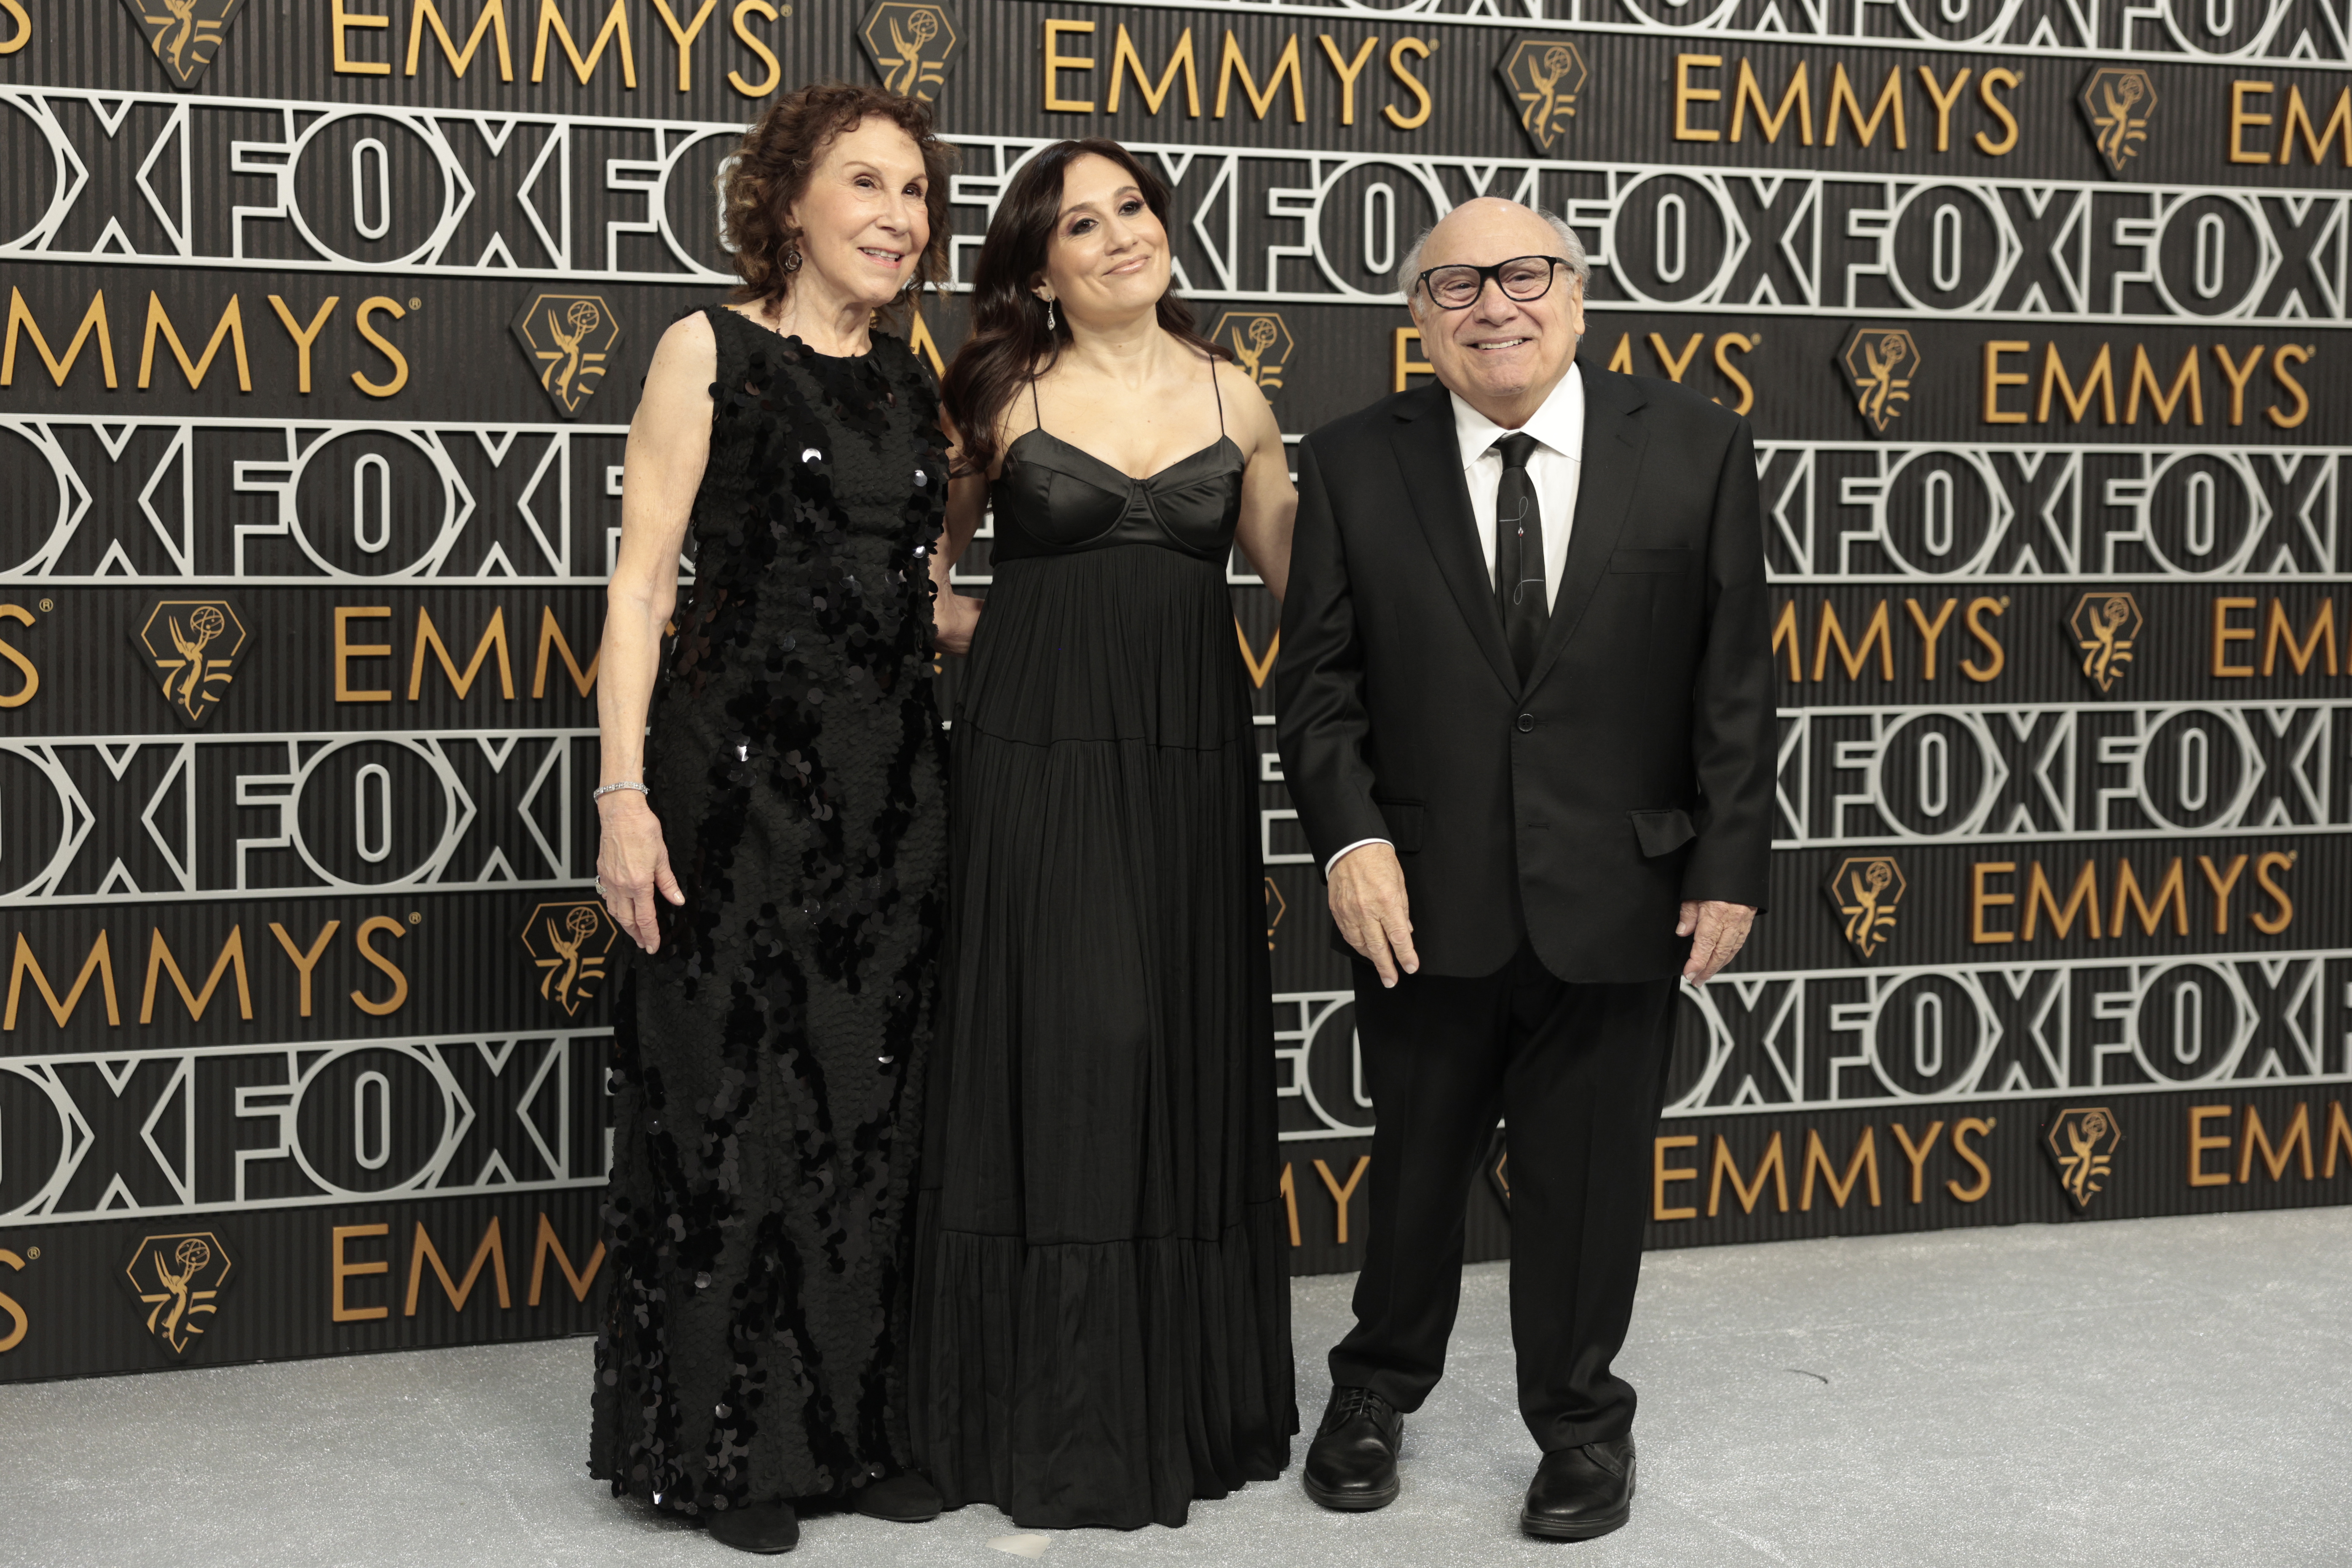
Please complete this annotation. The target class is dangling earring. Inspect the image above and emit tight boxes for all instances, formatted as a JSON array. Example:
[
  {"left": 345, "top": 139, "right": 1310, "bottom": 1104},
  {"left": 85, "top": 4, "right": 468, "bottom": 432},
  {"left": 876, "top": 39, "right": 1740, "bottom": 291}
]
[
  {"left": 781, "top": 246, "right": 802, "bottom": 274},
  {"left": 1044, "top": 296, "right": 1056, "bottom": 333}
]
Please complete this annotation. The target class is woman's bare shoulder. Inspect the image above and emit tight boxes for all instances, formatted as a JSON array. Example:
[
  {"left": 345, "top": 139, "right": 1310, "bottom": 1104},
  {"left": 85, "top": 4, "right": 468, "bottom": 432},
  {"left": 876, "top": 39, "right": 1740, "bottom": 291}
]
[
  {"left": 657, "top": 308, "right": 720, "bottom": 359},
  {"left": 1206, "top": 351, "right": 1256, "bottom": 397},
  {"left": 640, "top": 310, "right": 720, "bottom": 403}
]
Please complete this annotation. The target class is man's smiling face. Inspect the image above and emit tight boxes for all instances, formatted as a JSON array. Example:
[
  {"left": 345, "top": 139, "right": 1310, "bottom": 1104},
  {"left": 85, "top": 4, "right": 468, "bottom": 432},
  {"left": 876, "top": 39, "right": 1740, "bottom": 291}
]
[{"left": 1409, "top": 199, "right": 1586, "bottom": 425}]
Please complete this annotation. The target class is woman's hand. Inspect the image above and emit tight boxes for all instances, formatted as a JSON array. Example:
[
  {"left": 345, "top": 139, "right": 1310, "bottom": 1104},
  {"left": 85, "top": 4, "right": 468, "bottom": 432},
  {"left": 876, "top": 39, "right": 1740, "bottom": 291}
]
[
  {"left": 597, "top": 314, "right": 707, "bottom": 956},
  {"left": 934, "top": 591, "right": 983, "bottom": 656},
  {"left": 598, "top": 794, "right": 685, "bottom": 952}
]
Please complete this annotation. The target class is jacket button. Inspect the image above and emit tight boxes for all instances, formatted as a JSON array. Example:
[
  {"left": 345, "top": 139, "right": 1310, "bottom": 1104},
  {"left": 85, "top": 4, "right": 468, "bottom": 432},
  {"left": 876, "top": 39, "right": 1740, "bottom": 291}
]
[{"left": 1516, "top": 713, "right": 1535, "bottom": 733}]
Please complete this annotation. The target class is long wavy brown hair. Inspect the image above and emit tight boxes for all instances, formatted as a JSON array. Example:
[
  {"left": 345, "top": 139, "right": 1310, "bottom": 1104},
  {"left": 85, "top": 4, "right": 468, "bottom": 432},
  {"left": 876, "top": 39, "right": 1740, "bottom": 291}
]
[
  {"left": 941, "top": 139, "right": 1223, "bottom": 473},
  {"left": 720, "top": 82, "right": 954, "bottom": 328}
]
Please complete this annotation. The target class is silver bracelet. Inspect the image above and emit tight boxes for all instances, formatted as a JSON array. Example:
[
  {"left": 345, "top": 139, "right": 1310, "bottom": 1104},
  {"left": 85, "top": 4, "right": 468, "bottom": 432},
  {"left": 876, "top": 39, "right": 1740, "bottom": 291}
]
[{"left": 594, "top": 781, "right": 650, "bottom": 801}]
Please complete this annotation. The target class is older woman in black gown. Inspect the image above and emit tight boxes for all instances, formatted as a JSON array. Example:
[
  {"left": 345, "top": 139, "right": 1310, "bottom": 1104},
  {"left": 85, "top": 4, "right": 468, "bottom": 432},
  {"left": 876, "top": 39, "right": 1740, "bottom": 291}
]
[
  {"left": 913, "top": 139, "right": 1299, "bottom": 1530},
  {"left": 589, "top": 83, "right": 979, "bottom": 1555}
]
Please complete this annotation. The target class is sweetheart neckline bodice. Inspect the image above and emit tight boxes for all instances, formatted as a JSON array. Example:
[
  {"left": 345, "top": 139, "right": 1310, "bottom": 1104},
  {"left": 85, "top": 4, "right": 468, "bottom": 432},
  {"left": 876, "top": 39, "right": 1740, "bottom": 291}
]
[
  {"left": 989, "top": 427, "right": 1245, "bottom": 565},
  {"left": 1006, "top": 427, "right": 1245, "bottom": 488}
]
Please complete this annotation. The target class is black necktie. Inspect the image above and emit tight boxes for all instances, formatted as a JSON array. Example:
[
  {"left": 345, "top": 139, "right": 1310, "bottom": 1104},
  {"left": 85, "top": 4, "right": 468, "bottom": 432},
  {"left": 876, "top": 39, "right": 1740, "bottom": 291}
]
[{"left": 1492, "top": 432, "right": 1548, "bottom": 683}]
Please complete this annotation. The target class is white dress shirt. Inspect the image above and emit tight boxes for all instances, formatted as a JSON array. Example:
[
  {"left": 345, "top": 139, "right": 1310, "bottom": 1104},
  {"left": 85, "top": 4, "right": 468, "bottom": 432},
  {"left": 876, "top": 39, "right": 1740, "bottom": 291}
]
[
  {"left": 1324, "top": 366, "right": 1588, "bottom": 873},
  {"left": 1451, "top": 364, "right": 1584, "bottom": 611}
]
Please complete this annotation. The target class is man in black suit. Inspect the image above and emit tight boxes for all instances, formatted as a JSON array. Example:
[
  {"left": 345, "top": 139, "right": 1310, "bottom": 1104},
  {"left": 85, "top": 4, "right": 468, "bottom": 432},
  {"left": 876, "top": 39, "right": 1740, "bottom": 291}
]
[{"left": 1275, "top": 197, "right": 1772, "bottom": 1540}]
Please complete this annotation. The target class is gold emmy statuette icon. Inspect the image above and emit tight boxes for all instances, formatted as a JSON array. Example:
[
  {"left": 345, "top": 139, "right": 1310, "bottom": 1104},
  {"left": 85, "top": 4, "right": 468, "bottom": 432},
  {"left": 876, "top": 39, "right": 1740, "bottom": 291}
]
[
  {"left": 1264, "top": 876, "right": 1286, "bottom": 953},
  {"left": 1234, "top": 319, "right": 1278, "bottom": 387},
  {"left": 123, "top": 1231, "right": 236, "bottom": 1357},
  {"left": 2044, "top": 1107, "right": 2123, "bottom": 1209},
  {"left": 2067, "top": 591, "right": 2144, "bottom": 694},
  {"left": 546, "top": 299, "right": 601, "bottom": 404},
  {"left": 168, "top": 604, "right": 225, "bottom": 717},
  {"left": 1497, "top": 38, "right": 1589, "bottom": 155},
  {"left": 1824, "top": 855, "right": 1906, "bottom": 960},
  {"left": 121, "top": 0, "right": 246, "bottom": 89},
  {"left": 2079, "top": 67, "right": 2158, "bottom": 174},
  {"left": 1838, "top": 327, "right": 1923, "bottom": 435},
  {"left": 132, "top": 599, "right": 250, "bottom": 729},
  {"left": 885, "top": 6, "right": 939, "bottom": 95},
  {"left": 511, "top": 293, "right": 625, "bottom": 419},
  {"left": 1211, "top": 312, "right": 1294, "bottom": 398},
  {"left": 523, "top": 901, "right": 619, "bottom": 1015},
  {"left": 1523, "top": 46, "right": 1579, "bottom": 136},
  {"left": 858, "top": 2, "right": 962, "bottom": 102}
]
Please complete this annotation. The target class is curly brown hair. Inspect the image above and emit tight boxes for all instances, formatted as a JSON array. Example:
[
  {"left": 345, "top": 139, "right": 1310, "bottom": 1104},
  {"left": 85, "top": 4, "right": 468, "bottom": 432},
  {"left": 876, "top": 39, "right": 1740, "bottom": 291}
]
[{"left": 721, "top": 82, "right": 954, "bottom": 322}]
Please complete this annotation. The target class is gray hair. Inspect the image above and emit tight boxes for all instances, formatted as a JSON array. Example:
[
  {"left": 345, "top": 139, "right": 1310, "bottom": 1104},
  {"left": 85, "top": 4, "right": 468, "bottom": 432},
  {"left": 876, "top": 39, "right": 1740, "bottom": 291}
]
[{"left": 1396, "top": 204, "right": 1589, "bottom": 306}]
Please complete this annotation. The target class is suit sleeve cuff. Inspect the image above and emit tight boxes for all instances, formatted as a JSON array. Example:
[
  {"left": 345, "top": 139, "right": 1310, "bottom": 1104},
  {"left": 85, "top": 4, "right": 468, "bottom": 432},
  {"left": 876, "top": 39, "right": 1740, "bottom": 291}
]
[
  {"left": 1680, "top": 854, "right": 1769, "bottom": 914},
  {"left": 1325, "top": 838, "right": 1391, "bottom": 876}
]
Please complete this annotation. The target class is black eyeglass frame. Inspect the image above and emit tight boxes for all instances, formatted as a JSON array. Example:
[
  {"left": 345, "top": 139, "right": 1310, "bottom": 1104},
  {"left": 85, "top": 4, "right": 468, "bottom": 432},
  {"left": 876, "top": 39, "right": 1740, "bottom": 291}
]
[{"left": 1413, "top": 255, "right": 1575, "bottom": 311}]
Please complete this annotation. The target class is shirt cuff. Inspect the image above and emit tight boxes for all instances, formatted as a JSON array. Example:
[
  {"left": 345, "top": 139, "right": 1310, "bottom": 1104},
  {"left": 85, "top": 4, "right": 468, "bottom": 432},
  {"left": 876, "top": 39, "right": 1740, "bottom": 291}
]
[{"left": 1325, "top": 838, "right": 1392, "bottom": 875}]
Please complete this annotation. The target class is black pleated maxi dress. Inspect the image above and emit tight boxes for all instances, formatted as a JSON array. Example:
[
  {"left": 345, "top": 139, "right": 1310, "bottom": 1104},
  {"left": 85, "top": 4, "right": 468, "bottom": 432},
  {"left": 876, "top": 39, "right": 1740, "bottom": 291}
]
[
  {"left": 591, "top": 308, "right": 948, "bottom": 1517},
  {"left": 912, "top": 377, "right": 1297, "bottom": 1530}
]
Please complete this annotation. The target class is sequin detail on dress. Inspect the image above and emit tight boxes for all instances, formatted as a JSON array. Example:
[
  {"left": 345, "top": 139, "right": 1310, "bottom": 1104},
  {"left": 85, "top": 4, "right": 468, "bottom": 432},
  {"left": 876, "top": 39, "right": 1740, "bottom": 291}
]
[{"left": 590, "top": 308, "right": 948, "bottom": 1516}]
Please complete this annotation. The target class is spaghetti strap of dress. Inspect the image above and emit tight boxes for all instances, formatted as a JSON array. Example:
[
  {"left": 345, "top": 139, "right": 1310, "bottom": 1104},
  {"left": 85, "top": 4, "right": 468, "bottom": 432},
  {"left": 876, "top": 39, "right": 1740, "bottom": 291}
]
[{"left": 1211, "top": 351, "right": 1225, "bottom": 435}]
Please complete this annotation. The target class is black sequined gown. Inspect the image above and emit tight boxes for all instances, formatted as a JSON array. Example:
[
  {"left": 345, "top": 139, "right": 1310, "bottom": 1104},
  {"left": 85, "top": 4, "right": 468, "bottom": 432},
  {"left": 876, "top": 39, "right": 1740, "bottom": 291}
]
[
  {"left": 590, "top": 308, "right": 948, "bottom": 1517},
  {"left": 912, "top": 372, "right": 1297, "bottom": 1530}
]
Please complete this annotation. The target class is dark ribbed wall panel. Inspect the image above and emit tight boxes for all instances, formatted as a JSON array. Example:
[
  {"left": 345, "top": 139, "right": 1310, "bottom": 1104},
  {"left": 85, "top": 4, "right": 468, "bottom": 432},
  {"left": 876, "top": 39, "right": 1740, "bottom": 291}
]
[{"left": 1, "top": 0, "right": 2347, "bottom": 1379}]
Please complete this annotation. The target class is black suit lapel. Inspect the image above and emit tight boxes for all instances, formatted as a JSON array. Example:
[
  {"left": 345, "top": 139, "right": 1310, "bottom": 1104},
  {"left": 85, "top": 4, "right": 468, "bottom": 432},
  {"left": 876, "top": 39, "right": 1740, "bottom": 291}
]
[
  {"left": 1524, "top": 365, "right": 1647, "bottom": 694},
  {"left": 1389, "top": 384, "right": 1517, "bottom": 695}
]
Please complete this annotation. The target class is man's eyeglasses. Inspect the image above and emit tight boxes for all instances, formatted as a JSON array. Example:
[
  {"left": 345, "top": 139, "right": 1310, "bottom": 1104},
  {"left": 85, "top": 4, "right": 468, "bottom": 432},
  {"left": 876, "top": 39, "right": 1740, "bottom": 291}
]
[{"left": 1414, "top": 255, "right": 1572, "bottom": 311}]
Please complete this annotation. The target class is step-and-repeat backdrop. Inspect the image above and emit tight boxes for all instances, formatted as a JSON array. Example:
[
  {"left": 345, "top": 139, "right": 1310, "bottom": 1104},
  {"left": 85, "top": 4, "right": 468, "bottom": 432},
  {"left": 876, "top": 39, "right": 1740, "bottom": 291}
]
[{"left": 1, "top": 0, "right": 2347, "bottom": 1378}]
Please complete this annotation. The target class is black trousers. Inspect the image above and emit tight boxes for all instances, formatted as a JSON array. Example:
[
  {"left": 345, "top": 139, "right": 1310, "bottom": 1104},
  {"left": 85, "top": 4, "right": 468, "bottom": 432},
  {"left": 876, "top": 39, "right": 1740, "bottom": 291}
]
[{"left": 1327, "top": 943, "right": 1677, "bottom": 1452}]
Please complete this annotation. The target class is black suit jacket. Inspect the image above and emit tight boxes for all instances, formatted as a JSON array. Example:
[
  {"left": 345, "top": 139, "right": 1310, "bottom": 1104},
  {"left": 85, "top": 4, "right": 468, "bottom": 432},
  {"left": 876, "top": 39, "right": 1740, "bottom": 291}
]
[{"left": 1275, "top": 364, "right": 1773, "bottom": 982}]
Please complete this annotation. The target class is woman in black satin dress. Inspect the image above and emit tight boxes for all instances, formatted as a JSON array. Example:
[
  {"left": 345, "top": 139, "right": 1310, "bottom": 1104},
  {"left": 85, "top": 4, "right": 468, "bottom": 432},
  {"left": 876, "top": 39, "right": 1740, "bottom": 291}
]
[{"left": 912, "top": 139, "right": 1299, "bottom": 1530}]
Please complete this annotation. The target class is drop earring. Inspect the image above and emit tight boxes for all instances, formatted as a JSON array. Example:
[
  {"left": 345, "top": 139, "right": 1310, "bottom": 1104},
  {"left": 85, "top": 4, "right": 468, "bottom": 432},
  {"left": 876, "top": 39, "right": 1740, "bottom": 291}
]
[{"left": 1045, "top": 296, "right": 1056, "bottom": 333}]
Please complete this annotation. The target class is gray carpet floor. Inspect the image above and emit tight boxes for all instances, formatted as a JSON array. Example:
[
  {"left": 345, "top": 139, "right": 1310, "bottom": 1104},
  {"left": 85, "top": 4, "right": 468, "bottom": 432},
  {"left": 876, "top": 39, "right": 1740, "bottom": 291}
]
[{"left": 7, "top": 1208, "right": 2347, "bottom": 1567}]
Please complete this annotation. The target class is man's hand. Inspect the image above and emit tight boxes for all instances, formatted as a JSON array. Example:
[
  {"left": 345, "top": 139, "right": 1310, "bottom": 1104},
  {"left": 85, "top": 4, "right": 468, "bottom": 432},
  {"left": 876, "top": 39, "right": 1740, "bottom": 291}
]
[
  {"left": 1329, "top": 842, "right": 1419, "bottom": 988},
  {"left": 1677, "top": 899, "right": 1756, "bottom": 984}
]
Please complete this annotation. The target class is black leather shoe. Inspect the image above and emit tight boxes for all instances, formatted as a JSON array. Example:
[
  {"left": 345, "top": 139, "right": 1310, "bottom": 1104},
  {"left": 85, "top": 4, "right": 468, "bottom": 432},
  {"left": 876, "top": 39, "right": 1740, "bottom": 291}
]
[
  {"left": 851, "top": 1472, "right": 942, "bottom": 1523},
  {"left": 1521, "top": 1437, "right": 1635, "bottom": 1541},
  {"left": 707, "top": 1501, "right": 799, "bottom": 1553},
  {"left": 1302, "top": 1385, "right": 1404, "bottom": 1511}
]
